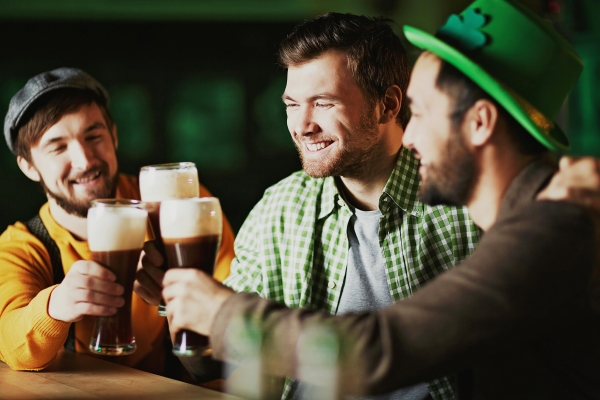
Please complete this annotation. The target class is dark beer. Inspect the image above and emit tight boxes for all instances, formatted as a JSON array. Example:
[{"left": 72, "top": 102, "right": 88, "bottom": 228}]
[
  {"left": 164, "top": 235, "right": 220, "bottom": 352},
  {"left": 160, "top": 197, "right": 222, "bottom": 357},
  {"left": 87, "top": 199, "right": 148, "bottom": 356},
  {"left": 146, "top": 201, "right": 167, "bottom": 265},
  {"left": 90, "top": 249, "right": 141, "bottom": 350}
]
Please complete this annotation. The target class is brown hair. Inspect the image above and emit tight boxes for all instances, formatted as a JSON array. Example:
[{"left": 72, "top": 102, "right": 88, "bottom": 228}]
[
  {"left": 278, "top": 12, "right": 411, "bottom": 128},
  {"left": 14, "top": 88, "right": 114, "bottom": 162}
]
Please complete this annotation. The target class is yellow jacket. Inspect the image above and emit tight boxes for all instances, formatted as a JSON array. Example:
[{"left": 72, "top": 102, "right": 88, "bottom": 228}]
[{"left": 0, "top": 174, "right": 235, "bottom": 372}]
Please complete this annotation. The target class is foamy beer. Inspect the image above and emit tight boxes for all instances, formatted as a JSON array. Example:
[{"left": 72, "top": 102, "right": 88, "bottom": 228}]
[
  {"left": 160, "top": 197, "right": 222, "bottom": 356},
  {"left": 139, "top": 162, "right": 199, "bottom": 316},
  {"left": 87, "top": 199, "right": 148, "bottom": 355}
]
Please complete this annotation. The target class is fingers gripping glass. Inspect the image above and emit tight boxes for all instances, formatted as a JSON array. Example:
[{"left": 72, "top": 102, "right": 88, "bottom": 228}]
[
  {"left": 87, "top": 199, "right": 148, "bottom": 356},
  {"left": 160, "top": 197, "right": 222, "bottom": 357}
]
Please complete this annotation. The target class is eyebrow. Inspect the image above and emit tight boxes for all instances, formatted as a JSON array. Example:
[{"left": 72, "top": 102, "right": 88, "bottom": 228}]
[
  {"left": 85, "top": 122, "right": 106, "bottom": 132},
  {"left": 39, "top": 121, "right": 107, "bottom": 149},
  {"left": 281, "top": 93, "right": 343, "bottom": 102}
]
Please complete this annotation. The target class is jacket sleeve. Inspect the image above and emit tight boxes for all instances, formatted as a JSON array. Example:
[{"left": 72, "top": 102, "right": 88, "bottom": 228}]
[
  {"left": 0, "top": 226, "right": 70, "bottom": 370},
  {"left": 211, "top": 201, "right": 595, "bottom": 396}
]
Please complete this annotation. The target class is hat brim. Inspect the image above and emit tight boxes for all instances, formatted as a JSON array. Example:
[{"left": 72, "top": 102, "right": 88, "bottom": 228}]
[{"left": 404, "top": 25, "right": 569, "bottom": 152}]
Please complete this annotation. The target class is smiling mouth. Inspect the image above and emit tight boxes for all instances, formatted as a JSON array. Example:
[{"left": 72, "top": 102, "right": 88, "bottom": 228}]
[
  {"left": 305, "top": 141, "right": 333, "bottom": 152},
  {"left": 71, "top": 171, "right": 101, "bottom": 185}
]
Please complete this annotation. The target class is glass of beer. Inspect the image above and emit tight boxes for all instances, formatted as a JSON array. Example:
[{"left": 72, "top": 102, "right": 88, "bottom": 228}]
[
  {"left": 87, "top": 199, "right": 148, "bottom": 356},
  {"left": 160, "top": 197, "right": 222, "bottom": 357},
  {"left": 139, "top": 162, "right": 199, "bottom": 316}
]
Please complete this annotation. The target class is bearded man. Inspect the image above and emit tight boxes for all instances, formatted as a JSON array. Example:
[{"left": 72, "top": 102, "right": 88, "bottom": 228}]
[
  {"left": 136, "top": 12, "right": 479, "bottom": 400},
  {"left": 0, "top": 68, "right": 235, "bottom": 377}
]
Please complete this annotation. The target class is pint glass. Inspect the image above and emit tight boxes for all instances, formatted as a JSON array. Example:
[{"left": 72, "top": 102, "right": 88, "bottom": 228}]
[
  {"left": 139, "top": 162, "right": 199, "bottom": 316},
  {"left": 160, "top": 197, "right": 222, "bottom": 357},
  {"left": 87, "top": 199, "right": 148, "bottom": 356}
]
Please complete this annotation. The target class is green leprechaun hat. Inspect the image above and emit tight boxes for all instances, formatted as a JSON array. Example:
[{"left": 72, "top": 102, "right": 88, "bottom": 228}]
[{"left": 403, "top": 0, "right": 583, "bottom": 151}]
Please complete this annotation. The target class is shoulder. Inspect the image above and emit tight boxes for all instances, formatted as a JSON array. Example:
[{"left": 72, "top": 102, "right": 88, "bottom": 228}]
[
  {"left": 244, "top": 170, "right": 325, "bottom": 224},
  {"left": 480, "top": 200, "right": 595, "bottom": 272},
  {"left": 116, "top": 173, "right": 140, "bottom": 200},
  {"left": 500, "top": 200, "right": 593, "bottom": 236},
  {"left": 0, "top": 221, "right": 32, "bottom": 243},
  {"left": 262, "top": 170, "right": 323, "bottom": 201},
  {"left": 0, "top": 219, "right": 50, "bottom": 268}
]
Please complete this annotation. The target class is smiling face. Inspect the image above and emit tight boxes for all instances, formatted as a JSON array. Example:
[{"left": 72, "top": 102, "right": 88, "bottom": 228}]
[
  {"left": 283, "top": 50, "right": 381, "bottom": 178},
  {"left": 21, "top": 102, "right": 119, "bottom": 217},
  {"left": 402, "top": 53, "right": 476, "bottom": 206}
]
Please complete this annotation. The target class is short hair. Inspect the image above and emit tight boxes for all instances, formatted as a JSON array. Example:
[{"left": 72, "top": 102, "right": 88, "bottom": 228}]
[
  {"left": 435, "top": 58, "right": 547, "bottom": 155},
  {"left": 14, "top": 88, "right": 115, "bottom": 162},
  {"left": 278, "top": 12, "right": 411, "bottom": 128}
]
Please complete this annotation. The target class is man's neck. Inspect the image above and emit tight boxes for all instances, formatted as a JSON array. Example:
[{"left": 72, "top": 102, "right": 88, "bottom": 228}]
[
  {"left": 339, "top": 143, "right": 402, "bottom": 211},
  {"left": 48, "top": 198, "right": 88, "bottom": 240},
  {"left": 466, "top": 147, "right": 538, "bottom": 232}
]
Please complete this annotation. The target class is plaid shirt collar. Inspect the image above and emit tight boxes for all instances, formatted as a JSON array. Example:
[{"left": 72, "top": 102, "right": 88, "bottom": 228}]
[{"left": 316, "top": 146, "right": 422, "bottom": 220}]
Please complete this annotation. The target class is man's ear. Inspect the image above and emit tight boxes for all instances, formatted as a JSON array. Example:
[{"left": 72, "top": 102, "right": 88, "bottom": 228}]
[
  {"left": 111, "top": 124, "right": 118, "bottom": 150},
  {"left": 464, "top": 99, "right": 498, "bottom": 147},
  {"left": 379, "top": 85, "right": 402, "bottom": 124},
  {"left": 17, "top": 156, "right": 41, "bottom": 182}
]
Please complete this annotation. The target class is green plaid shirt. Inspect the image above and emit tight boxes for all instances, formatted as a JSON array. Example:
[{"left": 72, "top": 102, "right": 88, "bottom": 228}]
[{"left": 225, "top": 147, "right": 480, "bottom": 400}]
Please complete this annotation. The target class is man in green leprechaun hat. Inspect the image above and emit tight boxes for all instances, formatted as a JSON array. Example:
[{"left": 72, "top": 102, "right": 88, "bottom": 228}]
[{"left": 160, "top": 1, "right": 600, "bottom": 398}]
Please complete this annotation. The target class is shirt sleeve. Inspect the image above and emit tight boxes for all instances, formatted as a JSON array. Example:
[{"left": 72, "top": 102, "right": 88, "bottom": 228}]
[
  {"left": 0, "top": 227, "right": 71, "bottom": 370},
  {"left": 211, "top": 201, "right": 595, "bottom": 396}
]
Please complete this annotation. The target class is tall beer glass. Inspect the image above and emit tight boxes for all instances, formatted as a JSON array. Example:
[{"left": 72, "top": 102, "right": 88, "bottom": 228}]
[
  {"left": 88, "top": 199, "right": 148, "bottom": 356},
  {"left": 160, "top": 197, "right": 222, "bottom": 357},
  {"left": 139, "top": 162, "right": 199, "bottom": 316}
]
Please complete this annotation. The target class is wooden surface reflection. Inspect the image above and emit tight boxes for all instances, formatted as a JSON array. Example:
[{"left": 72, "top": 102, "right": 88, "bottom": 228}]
[{"left": 0, "top": 351, "right": 243, "bottom": 399}]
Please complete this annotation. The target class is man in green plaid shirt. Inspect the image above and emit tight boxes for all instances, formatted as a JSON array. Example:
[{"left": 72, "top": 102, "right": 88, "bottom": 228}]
[{"left": 223, "top": 13, "right": 480, "bottom": 400}]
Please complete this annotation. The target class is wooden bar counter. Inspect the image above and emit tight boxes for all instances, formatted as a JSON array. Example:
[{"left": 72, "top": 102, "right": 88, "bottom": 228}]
[{"left": 0, "top": 351, "right": 243, "bottom": 399}]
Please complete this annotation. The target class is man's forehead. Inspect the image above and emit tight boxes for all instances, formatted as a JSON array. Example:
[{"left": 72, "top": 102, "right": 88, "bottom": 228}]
[
  {"left": 286, "top": 51, "right": 352, "bottom": 81},
  {"left": 37, "top": 103, "right": 106, "bottom": 143},
  {"left": 407, "top": 53, "right": 443, "bottom": 101}
]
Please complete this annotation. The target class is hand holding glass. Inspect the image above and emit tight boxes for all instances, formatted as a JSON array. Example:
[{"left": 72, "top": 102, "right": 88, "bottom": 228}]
[
  {"left": 160, "top": 197, "right": 222, "bottom": 357},
  {"left": 139, "top": 162, "right": 199, "bottom": 316},
  {"left": 87, "top": 199, "right": 148, "bottom": 356}
]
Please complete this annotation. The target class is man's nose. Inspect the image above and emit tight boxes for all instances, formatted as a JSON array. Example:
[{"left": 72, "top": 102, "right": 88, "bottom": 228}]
[
  {"left": 293, "top": 106, "right": 320, "bottom": 138},
  {"left": 69, "top": 141, "right": 94, "bottom": 171},
  {"left": 402, "top": 119, "right": 416, "bottom": 149}
]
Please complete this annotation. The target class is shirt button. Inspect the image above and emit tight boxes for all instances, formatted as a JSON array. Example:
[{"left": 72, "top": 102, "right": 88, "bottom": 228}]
[
  {"left": 328, "top": 281, "right": 336, "bottom": 289},
  {"left": 337, "top": 199, "right": 345, "bottom": 207}
]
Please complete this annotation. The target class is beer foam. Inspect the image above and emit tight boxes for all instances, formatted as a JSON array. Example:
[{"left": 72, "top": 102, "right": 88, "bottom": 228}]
[
  {"left": 88, "top": 207, "right": 148, "bottom": 251},
  {"left": 160, "top": 198, "right": 222, "bottom": 239},
  {"left": 139, "top": 168, "right": 199, "bottom": 202}
]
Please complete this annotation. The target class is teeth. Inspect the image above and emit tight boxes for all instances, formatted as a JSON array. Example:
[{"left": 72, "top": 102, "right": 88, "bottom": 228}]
[
  {"left": 75, "top": 171, "right": 100, "bottom": 184},
  {"left": 306, "top": 142, "right": 331, "bottom": 152}
]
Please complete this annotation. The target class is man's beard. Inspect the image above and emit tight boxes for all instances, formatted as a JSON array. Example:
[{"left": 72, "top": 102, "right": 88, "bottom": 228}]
[
  {"left": 40, "top": 166, "right": 119, "bottom": 218},
  {"left": 295, "top": 106, "right": 380, "bottom": 179},
  {"left": 418, "top": 128, "right": 477, "bottom": 207}
]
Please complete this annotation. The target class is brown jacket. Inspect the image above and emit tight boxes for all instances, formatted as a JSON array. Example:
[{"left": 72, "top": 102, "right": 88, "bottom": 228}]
[{"left": 211, "top": 160, "right": 600, "bottom": 399}]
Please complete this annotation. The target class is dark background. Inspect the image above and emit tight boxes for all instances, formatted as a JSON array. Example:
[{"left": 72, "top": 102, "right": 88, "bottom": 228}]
[{"left": 0, "top": 0, "right": 598, "bottom": 232}]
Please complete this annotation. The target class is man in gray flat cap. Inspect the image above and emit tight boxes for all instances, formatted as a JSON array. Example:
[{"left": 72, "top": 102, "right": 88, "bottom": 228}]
[{"left": 0, "top": 68, "right": 235, "bottom": 377}]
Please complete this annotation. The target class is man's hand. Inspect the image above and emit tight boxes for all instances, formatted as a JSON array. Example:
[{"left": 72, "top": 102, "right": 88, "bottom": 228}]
[
  {"left": 538, "top": 156, "right": 600, "bottom": 211},
  {"left": 48, "top": 260, "right": 124, "bottom": 322},
  {"left": 163, "top": 269, "right": 234, "bottom": 336},
  {"left": 539, "top": 156, "right": 600, "bottom": 312},
  {"left": 134, "top": 240, "right": 165, "bottom": 306}
]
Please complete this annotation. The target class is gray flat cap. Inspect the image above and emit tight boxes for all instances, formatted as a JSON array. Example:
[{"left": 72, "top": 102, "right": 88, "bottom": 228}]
[{"left": 3, "top": 67, "right": 109, "bottom": 155}]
